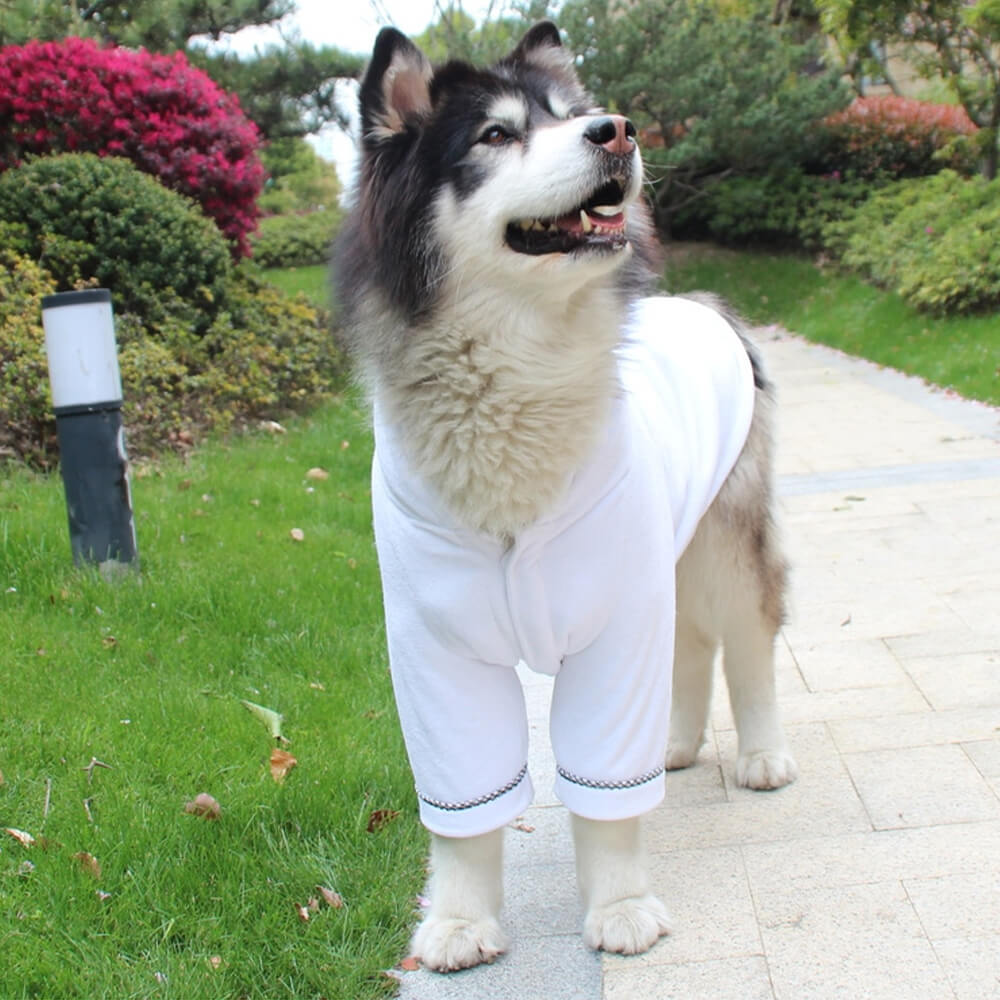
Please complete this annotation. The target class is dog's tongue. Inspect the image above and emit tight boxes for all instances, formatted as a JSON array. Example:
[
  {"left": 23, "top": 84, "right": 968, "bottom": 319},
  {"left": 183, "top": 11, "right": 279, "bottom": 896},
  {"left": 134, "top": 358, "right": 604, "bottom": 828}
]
[{"left": 555, "top": 209, "right": 626, "bottom": 234}]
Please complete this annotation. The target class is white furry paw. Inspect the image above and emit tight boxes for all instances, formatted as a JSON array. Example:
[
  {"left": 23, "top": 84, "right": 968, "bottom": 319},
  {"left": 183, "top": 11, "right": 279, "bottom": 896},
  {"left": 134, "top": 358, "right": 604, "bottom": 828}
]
[
  {"left": 411, "top": 915, "right": 508, "bottom": 972},
  {"left": 665, "top": 741, "right": 700, "bottom": 771},
  {"left": 737, "top": 749, "right": 798, "bottom": 790},
  {"left": 582, "top": 893, "right": 672, "bottom": 955}
]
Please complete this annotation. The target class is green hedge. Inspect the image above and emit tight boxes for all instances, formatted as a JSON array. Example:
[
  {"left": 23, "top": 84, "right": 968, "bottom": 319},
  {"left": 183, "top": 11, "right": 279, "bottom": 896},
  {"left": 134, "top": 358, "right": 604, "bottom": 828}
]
[
  {"left": 0, "top": 152, "right": 344, "bottom": 465},
  {"left": 675, "top": 168, "right": 873, "bottom": 249},
  {"left": 824, "top": 170, "right": 1000, "bottom": 314},
  {"left": 251, "top": 209, "right": 340, "bottom": 268},
  {"left": 0, "top": 153, "right": 232, "bottom": 332}
]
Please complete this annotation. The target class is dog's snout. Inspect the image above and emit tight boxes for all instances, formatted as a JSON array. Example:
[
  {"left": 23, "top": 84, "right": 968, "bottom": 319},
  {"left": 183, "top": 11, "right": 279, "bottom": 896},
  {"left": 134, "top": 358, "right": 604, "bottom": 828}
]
[{"left": 584, "top": 115, "right": 637, "bottom": 157}]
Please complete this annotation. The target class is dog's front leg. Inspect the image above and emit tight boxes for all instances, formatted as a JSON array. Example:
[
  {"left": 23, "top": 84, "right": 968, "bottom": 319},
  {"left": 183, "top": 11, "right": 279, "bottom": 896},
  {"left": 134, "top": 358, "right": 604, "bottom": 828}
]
[
  {"left": 411, "top": 827, "right": 507, "bottom": 972},
  {"left": 572, "top": 814, "right": 671, "bottom": 954}
]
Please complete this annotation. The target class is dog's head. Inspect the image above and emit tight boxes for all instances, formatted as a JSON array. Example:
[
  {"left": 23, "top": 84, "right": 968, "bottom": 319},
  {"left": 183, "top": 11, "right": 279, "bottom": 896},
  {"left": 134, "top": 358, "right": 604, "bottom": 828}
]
[{"left": 338, "top": 23, "right": 658, "bottom": 325}]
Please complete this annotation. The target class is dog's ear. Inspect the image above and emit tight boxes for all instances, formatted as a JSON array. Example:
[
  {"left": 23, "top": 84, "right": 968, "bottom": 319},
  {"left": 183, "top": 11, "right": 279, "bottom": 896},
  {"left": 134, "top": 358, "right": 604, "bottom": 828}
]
[
  {"left": 507, "top": 21, "right": 578, "bottom": 77},
  {"left": 511, "top": 21, "right": 562, "bottom": 59},
  {"left": 359, "top": 28, "right": 433, "bottom": 141}
]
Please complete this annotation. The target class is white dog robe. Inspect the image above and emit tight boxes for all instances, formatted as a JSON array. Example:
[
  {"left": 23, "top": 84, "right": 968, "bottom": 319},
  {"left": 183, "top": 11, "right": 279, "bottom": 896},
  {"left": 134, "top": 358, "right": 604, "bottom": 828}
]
[{"left": 371, "top": 296, "right": 755, "bottom": 837}]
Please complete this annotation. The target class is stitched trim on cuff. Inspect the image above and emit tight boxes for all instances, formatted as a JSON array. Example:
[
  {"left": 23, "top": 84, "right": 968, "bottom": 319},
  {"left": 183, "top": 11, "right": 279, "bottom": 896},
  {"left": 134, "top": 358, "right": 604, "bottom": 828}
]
[
  {"left": 418, "top": 764, "right": 528, "bottom": 812},
  {"left": 556, "top": 765, "right": 664, "bottom": 791}
]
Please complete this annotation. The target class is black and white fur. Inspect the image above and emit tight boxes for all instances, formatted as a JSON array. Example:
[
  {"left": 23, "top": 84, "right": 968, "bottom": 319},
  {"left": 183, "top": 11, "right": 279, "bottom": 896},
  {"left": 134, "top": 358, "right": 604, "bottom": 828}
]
[{"left": 334, "top": 22, "right": 796, "bottom": 973}]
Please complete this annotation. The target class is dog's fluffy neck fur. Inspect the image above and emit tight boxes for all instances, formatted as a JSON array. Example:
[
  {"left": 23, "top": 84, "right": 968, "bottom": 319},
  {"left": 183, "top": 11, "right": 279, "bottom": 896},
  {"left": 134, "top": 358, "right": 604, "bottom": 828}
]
[{"left": 374, "top": 277, "right": 624, "bottom": 540}]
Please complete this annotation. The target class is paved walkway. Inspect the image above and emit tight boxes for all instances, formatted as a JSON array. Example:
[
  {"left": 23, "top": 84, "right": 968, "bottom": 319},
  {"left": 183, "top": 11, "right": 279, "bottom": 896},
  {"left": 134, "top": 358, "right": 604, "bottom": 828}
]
[{"left": 399, "top": 331, "right": 1000, "bottom": 1000}]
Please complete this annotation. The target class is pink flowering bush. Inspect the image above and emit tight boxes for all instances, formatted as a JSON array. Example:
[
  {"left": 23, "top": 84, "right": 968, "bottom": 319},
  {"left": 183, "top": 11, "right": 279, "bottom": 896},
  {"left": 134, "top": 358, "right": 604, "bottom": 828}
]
[
  {"left": 0, "top": 37, "right": 264, "bottom": 256},
  {"left": 819, "top": 96, "right": 979, "bottom": 180}
]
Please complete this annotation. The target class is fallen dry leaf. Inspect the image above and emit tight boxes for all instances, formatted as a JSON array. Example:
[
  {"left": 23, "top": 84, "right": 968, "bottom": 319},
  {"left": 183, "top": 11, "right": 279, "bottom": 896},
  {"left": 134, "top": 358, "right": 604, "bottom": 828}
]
[
  {"left": 184, "top": 793, "right": 221, "bottom": 820},
  {"left": 289, "top": 528, "right": 305, "bottom": 542},
  {"left": 270, "top": 748, "right": 297, "bottom": 783},
  {"left": 399, "top": 956, "right": 420, "bottom": 972},
  {"left": 308, "top": 896, "right": 321, "bottom": 913},
  {"left": 102, "top": 636, "right": 118, "bottom": 649},
  {"left": 73, "top": 852, "right": 102, "bottom": 879},
  {"left": 305, "top": 467, "right": 329, "bottom": 481},
  {"left": 96, "top": 889, "right": 112, "bottom": 902},
  {"left": 509, "top": 820, "right": 535, "bottom": 833},
  {"left": 294, "top": 902, "right": 310, "bottom": 922},
  {"left": 316, "top": 885, "right": 344, "bottom": 909},
  {"left": 208, "top": 955, "right": 223, "bottom": 970},
  {"left": 366, "top": 809, "right": 400, "bottom": 834},
  {"left": 4, "top": 827, "right": 35, "bottom": 848}
]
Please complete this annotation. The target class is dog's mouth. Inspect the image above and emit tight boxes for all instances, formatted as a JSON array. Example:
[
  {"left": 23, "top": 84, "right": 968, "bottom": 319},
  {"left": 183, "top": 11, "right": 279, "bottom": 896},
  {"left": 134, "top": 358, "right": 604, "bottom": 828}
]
[{"left": 504, "top": 179, "right": 629, "bottom": 256}]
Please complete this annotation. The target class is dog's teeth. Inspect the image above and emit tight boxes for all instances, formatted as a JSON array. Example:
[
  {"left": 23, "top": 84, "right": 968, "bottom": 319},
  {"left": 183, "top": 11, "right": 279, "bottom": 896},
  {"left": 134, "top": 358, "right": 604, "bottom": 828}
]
[
  {"left": 593, "top": 205, "right": 622, "bottom": 217},
  {"left": 580, "top": 210, "right": 593, "bottom": 234},
  {"left": 532, "top": 220, "right": 546, "bottom": 231}
]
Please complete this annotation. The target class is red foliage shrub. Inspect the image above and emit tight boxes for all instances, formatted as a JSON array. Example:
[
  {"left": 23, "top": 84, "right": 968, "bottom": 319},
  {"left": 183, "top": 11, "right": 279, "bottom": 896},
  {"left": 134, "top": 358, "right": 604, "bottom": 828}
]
[
  {"left": 819, "top": 96, "right": 978, "bottom": 179},
  {"left": 0, "top": 37, "right": 265, "bottom": 256}
]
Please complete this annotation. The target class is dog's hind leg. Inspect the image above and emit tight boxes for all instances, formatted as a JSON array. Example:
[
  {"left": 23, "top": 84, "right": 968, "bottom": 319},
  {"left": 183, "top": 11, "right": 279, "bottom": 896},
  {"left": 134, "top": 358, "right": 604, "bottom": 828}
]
[
  {"left": 411, "top": 828, "right": 508, "bottom": 972},
  {"left": 721, "top": 587, "right": 798, "bottom": 790},
  {"left": 572, "top": 814, "right": 672, "bottom": 954}
]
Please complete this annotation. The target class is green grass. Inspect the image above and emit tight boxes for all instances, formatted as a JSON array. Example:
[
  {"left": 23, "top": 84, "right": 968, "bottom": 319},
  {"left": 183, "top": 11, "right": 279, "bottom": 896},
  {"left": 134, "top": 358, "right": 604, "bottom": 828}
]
[
  {"left": 664, "top": 243, "right": 1000, "bottom": 406},
  {"left": 263, "top": 265, "right": 328, "bottom": 307},
  {"left": 0, "top": 397, "right": 425, "bottom": 999}
]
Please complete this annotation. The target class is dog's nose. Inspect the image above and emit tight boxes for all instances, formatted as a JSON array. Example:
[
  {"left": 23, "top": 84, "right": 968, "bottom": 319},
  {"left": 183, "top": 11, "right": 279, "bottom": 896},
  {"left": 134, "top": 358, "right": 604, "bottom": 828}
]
[{"left": 584, "top": 115, "right": 637, "bottom": 156}]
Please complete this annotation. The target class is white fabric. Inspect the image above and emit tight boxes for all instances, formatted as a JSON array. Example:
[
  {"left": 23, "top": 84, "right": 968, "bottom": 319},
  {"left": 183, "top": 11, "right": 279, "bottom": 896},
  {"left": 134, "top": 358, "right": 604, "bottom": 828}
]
[{"left": 371, "top": 296, "right": 755, "bottom": 836}]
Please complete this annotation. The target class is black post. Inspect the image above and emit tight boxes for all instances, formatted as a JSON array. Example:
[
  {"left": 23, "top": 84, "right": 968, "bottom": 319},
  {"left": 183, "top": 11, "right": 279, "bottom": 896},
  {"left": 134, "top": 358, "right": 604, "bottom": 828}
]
[{"left": 41, "top": 289, "right": 138, "bottom": 572}]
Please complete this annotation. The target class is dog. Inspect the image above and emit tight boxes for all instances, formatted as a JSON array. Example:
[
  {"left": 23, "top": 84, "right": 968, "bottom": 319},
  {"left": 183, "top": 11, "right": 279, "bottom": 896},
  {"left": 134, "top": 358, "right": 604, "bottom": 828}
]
[{"left": 333, "top": 22, "right": 797, "bottom": 973}]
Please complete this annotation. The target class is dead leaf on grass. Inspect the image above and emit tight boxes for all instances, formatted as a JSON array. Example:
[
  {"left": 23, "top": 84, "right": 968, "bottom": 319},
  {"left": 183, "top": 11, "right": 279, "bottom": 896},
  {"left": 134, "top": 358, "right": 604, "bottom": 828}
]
[
  {"left": 184, "top": 793, "right": 222, "bottom": 820},
  {"left": 366, "top": 809, "right": 400, "bottom": 833},
  {"left": 289, "top": 528, "right": 305, "bottom": 542},
  {"left": 316, "top": 885, "right": 344, "bottom": 909},
  {"left": 73, "top": 851, "right": 102, "bottom": 879},
  {"left": 399, "top": 956, "right": 420, "bottom": 972},
  {"left": 305, "top": 467, "right": 330, "bottom": 482},
  {"left": 4, "top": 827, "right": 35, "bottom": 848},
  {"left": 294, "top": 902, "right": 310, "bottom": 922},
  {"left": 269, "top": 748, "right": 297, "bottom": 783}
]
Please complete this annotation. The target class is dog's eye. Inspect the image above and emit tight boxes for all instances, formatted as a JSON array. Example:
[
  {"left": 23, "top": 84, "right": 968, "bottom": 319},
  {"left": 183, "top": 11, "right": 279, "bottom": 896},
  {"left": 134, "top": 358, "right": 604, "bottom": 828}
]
[{"left": 479, "top": 124, "right": 513, "bottom": 146}]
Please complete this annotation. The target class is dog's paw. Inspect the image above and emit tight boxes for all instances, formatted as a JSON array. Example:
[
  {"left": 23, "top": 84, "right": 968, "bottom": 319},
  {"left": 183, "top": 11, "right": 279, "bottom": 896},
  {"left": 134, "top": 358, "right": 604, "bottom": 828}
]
[
  {"left": 582, "top": 893, "right": 672, "bottom": 955},
  {"left": 665, "top": 741, "right": 700, "bottom": 771},
  {"left": 411, "top": 915, "right": 508, "bottom": 972},
  {"left": 737, "top": 749, "right": 798, "bottom": 790}
]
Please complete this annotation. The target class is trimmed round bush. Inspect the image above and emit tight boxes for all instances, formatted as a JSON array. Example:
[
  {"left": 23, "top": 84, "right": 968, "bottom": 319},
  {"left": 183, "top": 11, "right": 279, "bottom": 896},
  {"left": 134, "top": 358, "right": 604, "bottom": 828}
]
[
  {"left": 251, "top": 209, "right": 340, "bottom": 268},
  {"left": 825, "top": 170, "right": 1000, "bottom": 314},
  {"left": 0, "top": 37, "right": 264, "bottom": 256},
  {"left": 817, "top": 96, "right": 979, "bottom": 180},
  {"left": 0, "top": 153, "right": 232, "bottom": 331}
]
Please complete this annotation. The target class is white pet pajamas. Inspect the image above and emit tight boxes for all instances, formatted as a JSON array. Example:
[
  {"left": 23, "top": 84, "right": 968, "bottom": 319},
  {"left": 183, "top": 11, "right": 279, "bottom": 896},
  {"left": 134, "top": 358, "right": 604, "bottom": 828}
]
[{"left": 371, "top": 296, "right": 755, "bottom": 837}]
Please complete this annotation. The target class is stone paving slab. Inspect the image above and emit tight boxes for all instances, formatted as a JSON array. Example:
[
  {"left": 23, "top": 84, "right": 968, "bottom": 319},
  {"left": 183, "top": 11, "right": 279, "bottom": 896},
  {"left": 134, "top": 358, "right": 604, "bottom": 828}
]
[{"left": 399, "top": 333, "right": 1000, "bottom": 1000}]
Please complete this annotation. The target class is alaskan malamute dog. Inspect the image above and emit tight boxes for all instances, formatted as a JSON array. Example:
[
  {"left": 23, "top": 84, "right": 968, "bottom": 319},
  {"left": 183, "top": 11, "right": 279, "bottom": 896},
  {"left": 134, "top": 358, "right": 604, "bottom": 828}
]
[{"left": 334, "top": 22, "right": 797, "bottom": 973}]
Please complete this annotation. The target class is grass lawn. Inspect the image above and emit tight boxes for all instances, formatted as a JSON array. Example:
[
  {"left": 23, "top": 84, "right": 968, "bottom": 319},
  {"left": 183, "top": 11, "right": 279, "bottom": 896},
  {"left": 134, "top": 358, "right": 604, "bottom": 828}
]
[
  {"left": 0, "top": 396, "right": 425, "bottom": 999},
  {"left": 664, "top": 243, "right": 999, "bottom": 406},
  {"left": 263, "top": 265, "right": 328, "bottom": 306}
]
